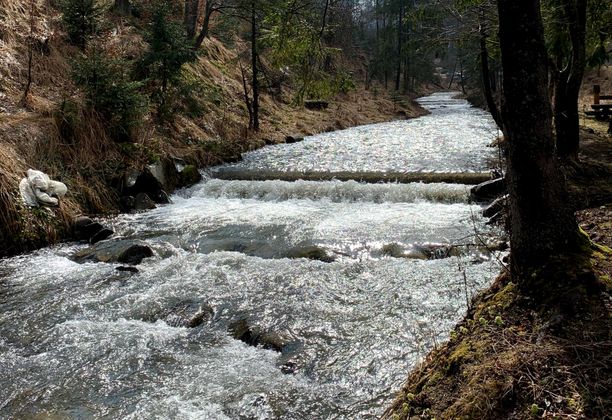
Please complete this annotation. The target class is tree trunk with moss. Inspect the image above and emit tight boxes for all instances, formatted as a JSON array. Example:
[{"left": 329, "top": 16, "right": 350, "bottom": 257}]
[{"left": 497, "top": 0, "right": 578, "bottom": 283}]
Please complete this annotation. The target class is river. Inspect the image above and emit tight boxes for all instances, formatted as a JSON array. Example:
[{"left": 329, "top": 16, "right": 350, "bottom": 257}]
[{"left": 0, "top": 92, "right": 503, "bottom": 419}]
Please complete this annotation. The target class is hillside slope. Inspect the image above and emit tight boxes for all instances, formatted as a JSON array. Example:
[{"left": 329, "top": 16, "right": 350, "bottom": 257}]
[{"left": 0, "top": 0, "right": 429, "bottom": 256}]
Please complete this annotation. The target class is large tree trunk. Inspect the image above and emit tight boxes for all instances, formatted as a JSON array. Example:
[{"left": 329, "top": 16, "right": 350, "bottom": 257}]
[
  {"left": 553, "top": 0, "right": 587, "bottom": 159},
  {"left": 497, "top": 0, "right": 578, "bottom": 283}
]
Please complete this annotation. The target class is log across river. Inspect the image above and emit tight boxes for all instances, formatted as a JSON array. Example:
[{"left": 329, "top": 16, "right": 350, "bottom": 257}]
[{"left": 0, "top": 92, "right": 505, "bottom": 418}]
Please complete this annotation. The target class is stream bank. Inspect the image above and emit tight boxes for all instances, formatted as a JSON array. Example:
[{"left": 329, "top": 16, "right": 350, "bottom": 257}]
[
  {"left": 384, "top": 128, "right": 612, "bottom": 420},
  {"left": 0, "top": 85, "right": 430, "bottom": 258}
]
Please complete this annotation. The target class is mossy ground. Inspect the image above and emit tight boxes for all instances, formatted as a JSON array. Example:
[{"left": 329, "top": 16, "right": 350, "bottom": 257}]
[
  {"left": 384, "top": 127, "right": 612, "bottom": 420},
  {"left": 385, "top": 256, "right": 610, "bottom": 420}
]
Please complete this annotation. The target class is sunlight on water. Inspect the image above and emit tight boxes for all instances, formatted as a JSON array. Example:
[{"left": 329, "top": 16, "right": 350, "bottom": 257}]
[
  {"left": 221, "top": 92, "right": 500, "bottom": 174},
  {"left": 0, "top": 92, "right": 504, "bottom": 419}
]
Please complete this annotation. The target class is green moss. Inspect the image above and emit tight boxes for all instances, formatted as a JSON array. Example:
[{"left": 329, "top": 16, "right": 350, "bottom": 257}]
[{"left": 426, "top": 370, "right": 444, "bottom": 387}]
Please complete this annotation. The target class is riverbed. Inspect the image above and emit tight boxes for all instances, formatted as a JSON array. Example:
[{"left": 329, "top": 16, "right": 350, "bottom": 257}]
[{"left": 0, "top": 92, "right": 503, "bottom": 419}]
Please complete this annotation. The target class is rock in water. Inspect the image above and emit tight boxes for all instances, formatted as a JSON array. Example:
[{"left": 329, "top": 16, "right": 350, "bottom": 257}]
[
  {"left": 117, "top": 244, "right": 154, "bottom": 265},
  {"left": 285, "top": 245, "right": 336, "bottom": 262},
  {"left": 90, "top": 228, "right": 114, "bottom": 244},
  {"left": 228, "top": 319, "right": 289, "bottom": 353},
  {"left": 161, "top": 301, "right": 214, "bottom": 328},
  {"left": 72, "top": 240, "right": 153, "bottom": 265},
  {"left": 483, "top": 194, "right": 508, "bottom": 218},
  {"left": 285, "top": 135, "right": 304, "bottom": 144},
  {"left": 116, "top": 266, "right": 139, "bottom": 273},
  {"left": 470, "top": 177, "right": 505, "bottom": 202},
  {"left": 179, "top": 165, "right": 202, "bottom": 187},
  {"left": 134, "top": 193, "right": 156, "bottom": 211}
]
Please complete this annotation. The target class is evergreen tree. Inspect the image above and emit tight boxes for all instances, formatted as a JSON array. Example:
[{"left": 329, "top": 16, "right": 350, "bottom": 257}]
[
  {"left": 141, "top": 0, "right": 196, "bottom": 119},
  {"left": 72, "top": 50, "right": 147, "bottom": 141},
  {"left": 60, "top": 0, "right": 103, "bottom": 49}
]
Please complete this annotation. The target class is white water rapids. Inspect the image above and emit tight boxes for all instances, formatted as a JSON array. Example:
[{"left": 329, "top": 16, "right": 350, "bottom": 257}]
[{"left": 0, "top": 92, "right": 504, "bottom": 419}]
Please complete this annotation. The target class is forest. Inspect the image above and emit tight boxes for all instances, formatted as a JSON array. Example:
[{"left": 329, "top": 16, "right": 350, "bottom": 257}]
[{"left": 0, "top": 0, "right": 611, "bottom": 418}]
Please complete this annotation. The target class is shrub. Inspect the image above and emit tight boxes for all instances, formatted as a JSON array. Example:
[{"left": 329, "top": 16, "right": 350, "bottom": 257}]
[{"left": 72, "top": 50, "right": 147, "bottom": 141}]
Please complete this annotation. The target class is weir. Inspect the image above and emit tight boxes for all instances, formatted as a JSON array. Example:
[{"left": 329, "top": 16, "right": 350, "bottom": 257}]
[{"left": 0, "top": 92, "right": 505, "bottom": 419}]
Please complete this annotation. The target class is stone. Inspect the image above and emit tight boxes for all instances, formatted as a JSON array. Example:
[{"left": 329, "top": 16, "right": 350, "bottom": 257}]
[
  {"left": 304, "top": 100, "right": 329, "bottom": 110},
  {"left": 73, "top": 216, "right": 94, "bottom": 229},
  {"left": 74, "top": 220, "right": 104, "bottom": 241},
  {"left": 134, "top": 193, "right": 156, "bottom": 211},
  {"left": 162, "top": 301, "right": 214, "bottom": 328},
  {"left": 483, "top": 194, "right": 508, "bottom": 218},
  {"left": 120, "top": 195, "right": 135, "bottom": 211},
  {"left": 285, "top": 135, "right": 304, "bottom": 144},
  {"left": 285, "top": 245, "right": 335, "bottom": 262},
  {"left": 124, "top": 168, "right": 169, "bottom": 204},
  {"left": 179, "top": 164, "right": 202, "bottom": 187},
  {"left": 470, "top": 177, "right": 505, "bottom": 202},
  {"left": 117, "top": 244, "right": 154, "bottom": 265},
  {"left": 228, "top": 319, "right": 289, "bottom": 353},
  {"left": 72, "top": 240, "right": 153, "bottom": 265},
  {"left": 148, "top": 158, "right": 180, "bottom": 193},
  {"left": 90, "top": 228, "right": 114, "bottom": 244},
  {"left": 116, "top": 266, "right": 139, "bottom": 273}
]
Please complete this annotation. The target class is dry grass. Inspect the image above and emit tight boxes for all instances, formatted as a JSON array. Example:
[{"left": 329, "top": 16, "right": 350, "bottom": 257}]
[
  {"left": 0, "top": 0, "right": 430, "bottom": 256},
  {"left": 384, "top": 256, "right": 612, "bottom": 420}
]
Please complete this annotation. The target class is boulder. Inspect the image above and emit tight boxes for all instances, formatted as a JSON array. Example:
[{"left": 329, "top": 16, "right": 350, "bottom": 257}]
[
  {"left": 72, "top": 240, "right": 154, "bottom": 265},
  {"left": 117, "top": 244, "right": 154, "bottom": 265},
  {"left": 285, "top": 135, "right": 304, "bottom": 144},
  {"left": 90, "top": 228, "right": 114, "bottom": 244},
  {"left": 124, "top": 168, "right": 170, "bottom": 204},
  {"left": 483, "top": 194, "right": 508, "bottom": 218},
  {"left": 120, "top": 195, "right": 136, "bottom": 211},
  {"left": 148, "top": 158, "right": 180, "bottom": 193},
  {"left": 304, "top": 100, "right": 329, "bottom": 110},
  {"left": 134, "top": 193, "right": 156, "bottom": 211},
  {"left": 73, "top": 216, "right": 97, "bottom": 239},
  {"left": 179, "top": 164, "right": 202, "bottom": 187},
  {"left": 470, "top": 177, "right": 505, "bottom": 202},
  {"left": 116, "top": 266, "right": 139, "bottom": 273}
]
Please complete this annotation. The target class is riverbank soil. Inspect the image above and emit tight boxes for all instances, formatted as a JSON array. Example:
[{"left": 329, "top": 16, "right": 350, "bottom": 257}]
[{"left": 384, "top": 129, "right": 612, "bottom": 418}]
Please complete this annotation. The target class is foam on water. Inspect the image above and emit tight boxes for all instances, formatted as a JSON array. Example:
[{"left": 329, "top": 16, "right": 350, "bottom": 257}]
[
  {"left": 187, "top": 179, "right": 470, "bottom": 204},
  {"left": 0, "top": 92, "right": 504, "bottom": 419}
]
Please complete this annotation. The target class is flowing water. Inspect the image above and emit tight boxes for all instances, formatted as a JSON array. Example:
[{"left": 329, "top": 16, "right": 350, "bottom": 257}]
[{"left": 0, "top": 92, "right": 504, "bottom": 419}]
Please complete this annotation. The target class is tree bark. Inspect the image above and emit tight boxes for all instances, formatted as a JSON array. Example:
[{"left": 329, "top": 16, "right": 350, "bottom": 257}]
[
  {"left": 184, "top": 0, "right": 200, "bottom": 39},
  {"left": 553, "top": 0, "right": 586, "bottom": 160},
  {"left": 394, "top": 4, "right": 402, "bottom": 91},
  {"left": 497, "top": 0, "right": 578, "bottom": 283},
  {"left": 479, "top": 16, "right": 502, "bottom": 128},
  {"left": 193, "top": 0, "right": 215, "bottom": 50}
]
